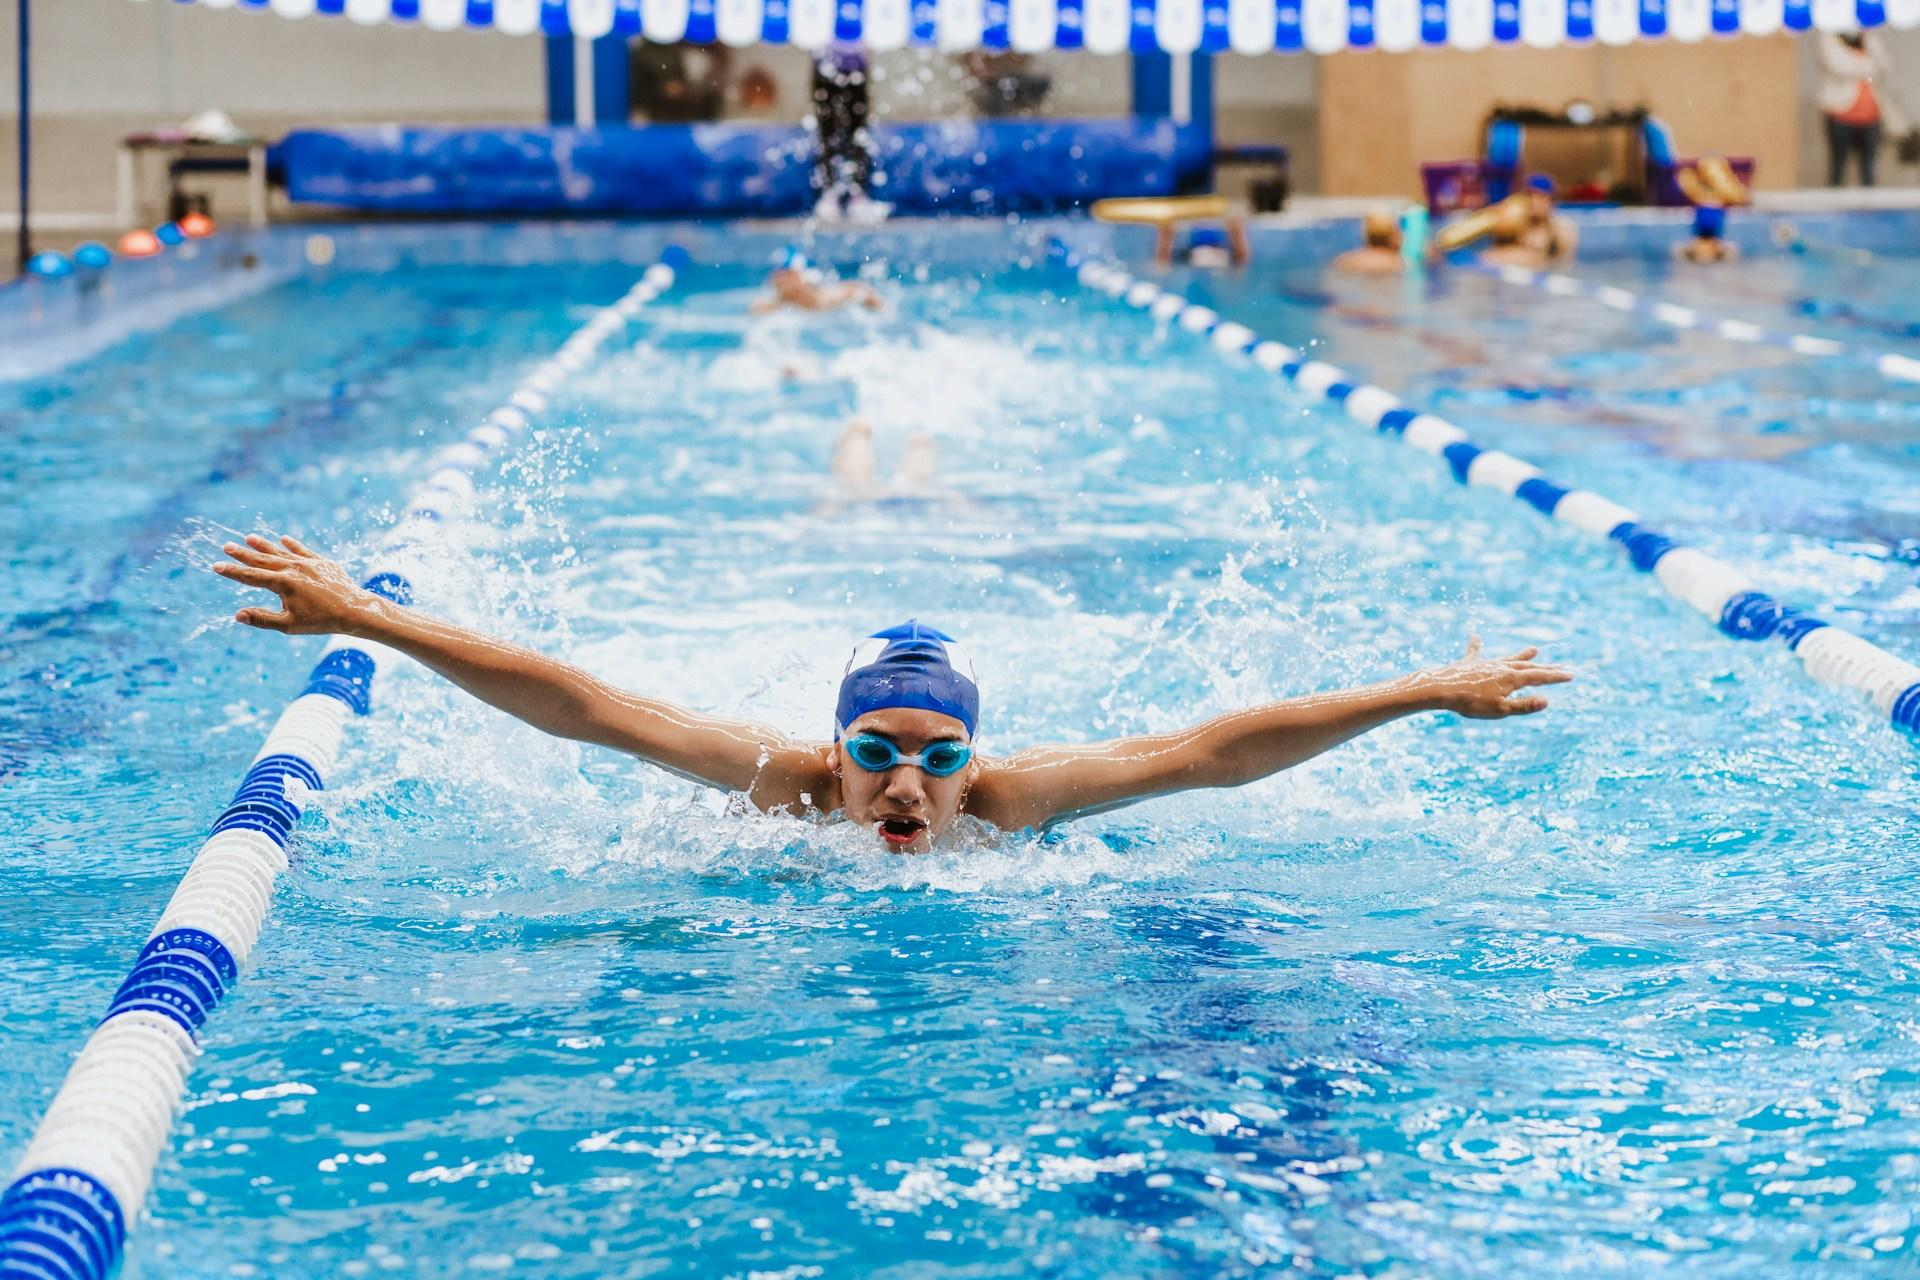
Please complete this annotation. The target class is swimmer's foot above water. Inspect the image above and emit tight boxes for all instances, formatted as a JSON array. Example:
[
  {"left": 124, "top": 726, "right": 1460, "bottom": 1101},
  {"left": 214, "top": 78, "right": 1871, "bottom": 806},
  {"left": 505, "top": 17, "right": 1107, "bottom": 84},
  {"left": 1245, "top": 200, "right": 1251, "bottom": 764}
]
[
  {"left": 828, "top": 420, "right": 938, "bottom": 498},
  {"left": 218, "top": 535, "right": 1572, "bottom": 854}
]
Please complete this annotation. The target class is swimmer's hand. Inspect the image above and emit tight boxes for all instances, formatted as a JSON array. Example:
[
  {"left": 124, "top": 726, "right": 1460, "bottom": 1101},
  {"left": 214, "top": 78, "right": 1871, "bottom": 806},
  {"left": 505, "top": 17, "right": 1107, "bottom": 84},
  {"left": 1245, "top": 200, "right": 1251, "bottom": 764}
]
[
  {"left": 1419, "top": 635, "right": 1573, "bottom": 719},
  {"left": 215, "top": 534, "right": 379, "bottom": 635},
  {"left": 213, "top": 532, "right": 833, "bottom": 808}
]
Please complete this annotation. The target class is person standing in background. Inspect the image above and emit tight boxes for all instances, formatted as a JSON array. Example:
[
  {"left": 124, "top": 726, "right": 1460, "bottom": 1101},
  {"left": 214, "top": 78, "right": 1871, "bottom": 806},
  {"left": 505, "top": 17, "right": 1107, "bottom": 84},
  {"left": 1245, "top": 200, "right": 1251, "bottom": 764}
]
[
  {"left": 810, "top": 43, "right": 886, "bottom": 222},
  {"left": 1818, "top": 31, "right": 1901, "bottom": 187}
]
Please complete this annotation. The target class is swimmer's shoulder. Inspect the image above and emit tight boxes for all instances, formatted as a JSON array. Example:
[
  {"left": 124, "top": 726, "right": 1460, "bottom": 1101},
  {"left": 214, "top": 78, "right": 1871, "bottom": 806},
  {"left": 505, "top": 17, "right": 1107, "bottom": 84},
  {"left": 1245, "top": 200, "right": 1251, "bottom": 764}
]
[{"left": 961, "top": 752, "right": 1060, "bottom": 835}]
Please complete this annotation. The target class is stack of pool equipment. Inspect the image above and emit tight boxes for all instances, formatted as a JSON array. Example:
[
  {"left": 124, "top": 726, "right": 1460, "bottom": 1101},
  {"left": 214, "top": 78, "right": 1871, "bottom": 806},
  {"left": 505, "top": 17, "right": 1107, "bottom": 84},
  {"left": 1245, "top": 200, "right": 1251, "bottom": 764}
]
[
  {"left": 0, "top": 249, "right": 690, "bottom": 1280},
  {"left": 1049, "top": 240, "right": 1920, "bottom": 739}
]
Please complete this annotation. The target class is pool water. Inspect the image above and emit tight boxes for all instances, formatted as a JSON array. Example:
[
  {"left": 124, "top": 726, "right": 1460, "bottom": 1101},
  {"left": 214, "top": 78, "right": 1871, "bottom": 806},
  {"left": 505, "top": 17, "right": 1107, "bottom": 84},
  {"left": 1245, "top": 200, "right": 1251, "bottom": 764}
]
[{"left": 4, "top": 223, "right": 1920, "bottom": 1277}]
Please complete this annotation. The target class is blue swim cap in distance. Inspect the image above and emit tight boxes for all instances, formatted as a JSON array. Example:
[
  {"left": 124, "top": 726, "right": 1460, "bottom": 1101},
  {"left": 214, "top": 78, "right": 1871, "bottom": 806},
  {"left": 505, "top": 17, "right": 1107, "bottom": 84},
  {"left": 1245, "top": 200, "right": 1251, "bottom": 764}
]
[
  {"left": 780, "top": 244, "right": 811, "bottom": 270},
  {"left": 1692, "top": 205, "right": 1726, "bottom": 239},
  {"left": 1525, "top": 173, "right": 1558, "bottom": 195},
  {"left": 1189, "top": 227, "right": 1230, "bottom": 250},
  {"left": 836, "top": 620, "right": 980, "bottom": 740}
]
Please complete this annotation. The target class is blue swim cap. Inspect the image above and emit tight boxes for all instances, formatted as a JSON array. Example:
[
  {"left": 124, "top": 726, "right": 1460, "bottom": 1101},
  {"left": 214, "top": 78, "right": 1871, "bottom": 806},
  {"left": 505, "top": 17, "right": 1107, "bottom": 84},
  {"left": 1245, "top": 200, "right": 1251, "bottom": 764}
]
[
  {"left": 1189, "top": 227, "right": 1230, "bottom": 249},
  {"left": 780, "top": 244, "right": 811, "bottom": 270},
  {"left": 836, "top": 620, "right": 980, "bottom": 739},
  {"left": 1692, "top": 205, "right": 1726, "bottom": 239},
  {"left": 1525, "top": 174, "right": 1557, "bottom": 195}
]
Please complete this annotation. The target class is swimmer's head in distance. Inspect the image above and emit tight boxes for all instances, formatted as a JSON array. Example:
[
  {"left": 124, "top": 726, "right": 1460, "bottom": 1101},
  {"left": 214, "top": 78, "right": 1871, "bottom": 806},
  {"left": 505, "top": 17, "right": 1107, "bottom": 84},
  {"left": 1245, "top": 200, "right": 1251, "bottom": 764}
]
[{"left": 836, "top": 620, "right": 980, "bottom": 740}]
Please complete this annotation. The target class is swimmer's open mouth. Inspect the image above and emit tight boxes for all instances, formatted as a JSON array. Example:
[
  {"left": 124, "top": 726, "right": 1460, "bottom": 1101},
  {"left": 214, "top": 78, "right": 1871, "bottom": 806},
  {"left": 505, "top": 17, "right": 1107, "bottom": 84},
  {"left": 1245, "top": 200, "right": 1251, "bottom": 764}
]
[{"left": 876, "top": 816, "right": 927, "bottom": 848}]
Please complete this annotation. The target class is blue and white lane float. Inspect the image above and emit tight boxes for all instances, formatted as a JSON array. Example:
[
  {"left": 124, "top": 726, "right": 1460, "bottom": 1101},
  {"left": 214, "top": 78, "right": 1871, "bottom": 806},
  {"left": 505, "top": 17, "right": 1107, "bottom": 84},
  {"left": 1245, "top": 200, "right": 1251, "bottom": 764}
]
[
  {"left": 0, "top": 249, "right": 690, "bottom": 1280},
  {"left": 1047, "top": 241, "right": 1920, "bottom": 740},
  {"left": 1467, "top": 261, "right": 1920, "bottom": 386}
]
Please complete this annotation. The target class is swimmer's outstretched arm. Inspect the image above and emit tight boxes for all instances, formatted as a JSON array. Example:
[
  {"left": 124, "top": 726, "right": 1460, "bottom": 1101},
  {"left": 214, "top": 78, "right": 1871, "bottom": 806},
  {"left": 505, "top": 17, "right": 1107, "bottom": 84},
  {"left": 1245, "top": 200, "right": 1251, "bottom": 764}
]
[
  {"left": 968, "top": 639, "right": 1571, "bottom": 832},
  {"left": 214, "top": 535, "right": 832, "bottom": 806}
]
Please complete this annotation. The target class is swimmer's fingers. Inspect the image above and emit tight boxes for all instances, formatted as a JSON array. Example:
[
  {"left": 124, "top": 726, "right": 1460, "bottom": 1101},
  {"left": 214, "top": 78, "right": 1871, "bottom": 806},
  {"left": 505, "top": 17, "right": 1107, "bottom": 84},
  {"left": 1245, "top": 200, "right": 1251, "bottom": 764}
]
[
  {"left": 278, "top": 534, "right": 318, "bottom": 558},
  {"left": 1463, "top": 634, "right": 1483, "bottom": 661},
  {"left": 1511, "top": 664, "right": 1573, "bottom": 687},
  {"left": 242, "top": 532, "right": 294, "bottom": 560},
  {"left": 235, "top": 606, "right": 294, "bottom": 633},
  {"left": 223, "top": 539, "right": 289, "bottom": 569},
  {"left": 1502, "top": 694, "right": 1550, "bottom": 715},
  {"left": 1502, "top": 645, "right": 1539, "bottom": 662},
  {"left": 213, "top": 561, "right": 293, "bottom": 591}
]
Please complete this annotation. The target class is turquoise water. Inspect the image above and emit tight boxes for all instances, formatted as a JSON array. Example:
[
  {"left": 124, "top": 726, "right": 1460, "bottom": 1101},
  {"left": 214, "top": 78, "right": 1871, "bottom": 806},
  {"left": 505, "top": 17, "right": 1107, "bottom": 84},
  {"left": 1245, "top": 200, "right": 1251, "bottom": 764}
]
[{"left": 4, "top": 228, "right": 1920, "bottom": 1276}]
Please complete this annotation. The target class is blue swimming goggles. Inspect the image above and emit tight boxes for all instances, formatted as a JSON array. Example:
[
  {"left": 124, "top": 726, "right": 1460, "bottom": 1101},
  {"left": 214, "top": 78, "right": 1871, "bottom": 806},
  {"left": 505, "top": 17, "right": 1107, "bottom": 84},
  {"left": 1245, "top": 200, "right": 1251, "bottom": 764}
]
[{"left": 841, "top": 733, "right": 973, "bottom": 777}]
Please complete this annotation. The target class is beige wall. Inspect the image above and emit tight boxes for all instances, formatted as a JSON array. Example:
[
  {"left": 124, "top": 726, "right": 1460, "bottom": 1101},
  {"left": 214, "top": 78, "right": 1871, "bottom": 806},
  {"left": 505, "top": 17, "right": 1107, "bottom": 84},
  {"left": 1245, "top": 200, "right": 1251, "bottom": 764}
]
[
  {"left": 1217, "top": 51, "right": 1320, "bottom": 190},
  {"left": 1317, "top": 36, "right": 1803, "bottom": 198},
  {"left": 0, "top": 0, "right": 546, "bottom": 119},
  {"left": 0, "top": 0, "right": 548, "bottom": 217}
]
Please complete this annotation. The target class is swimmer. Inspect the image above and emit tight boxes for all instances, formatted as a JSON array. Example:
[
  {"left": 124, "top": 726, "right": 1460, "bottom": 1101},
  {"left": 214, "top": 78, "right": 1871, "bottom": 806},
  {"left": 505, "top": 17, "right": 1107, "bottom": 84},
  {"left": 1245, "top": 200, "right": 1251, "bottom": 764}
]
[
  {"left": 1331, "top": 207, "right": 1406, "bottom": 276},
  {"left": 1675, "top": 205, "right": 1739, "bottom": 264},
  {"left": 1519, "top": 174, "right": 1578, "bottom": 263},
  {"left": 750, "top": 251, "right": 883, "bottom": 315},
  {"left": 1153, "top": 217, "right": 1251, "bottom": 269},
  {"left": 216, "top": 534, "right": 1573, "bottom": 855},
  {"left": 1479, "top": 198, "right": 1547, "bottom": 269}
]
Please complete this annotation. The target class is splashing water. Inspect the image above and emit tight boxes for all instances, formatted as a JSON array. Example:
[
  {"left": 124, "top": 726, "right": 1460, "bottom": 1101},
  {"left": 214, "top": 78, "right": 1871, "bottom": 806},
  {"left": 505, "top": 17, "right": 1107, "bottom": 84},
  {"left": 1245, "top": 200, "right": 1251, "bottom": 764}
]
[{"left": 4, "top": 242, "right": 1920, "bottom": 1276}]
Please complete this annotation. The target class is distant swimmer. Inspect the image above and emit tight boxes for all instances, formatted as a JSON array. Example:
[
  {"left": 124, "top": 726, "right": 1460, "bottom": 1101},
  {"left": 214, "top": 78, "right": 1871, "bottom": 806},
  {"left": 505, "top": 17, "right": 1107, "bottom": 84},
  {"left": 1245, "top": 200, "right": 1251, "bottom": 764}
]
[
  {"left": 1433, "top": 181, "right": 1574, "bottom": 269},
  {"left": 1519, "top": 174, "right": 1578, "bottom": 263},
  {"left": 1675, "top": 205, "right": 1739, "bottom": 265},
  {"left": 751, "top": 250, "right": 883, "bottom": 315},
  {"left": 1090, "top": 195, "right": 1251, "bottom": 269},
  {"left": 1331, "top": 207, "right": 1406, "bottom": 276},
  {"left": 216, "top": 534, "right": 1573, "bottom": 854},
  {"left": 1480, "top": 198, "right": 1547, "bottom": 269},
  {"left": 1153, "top": 217, "right": 1251, "bottom": 270}
]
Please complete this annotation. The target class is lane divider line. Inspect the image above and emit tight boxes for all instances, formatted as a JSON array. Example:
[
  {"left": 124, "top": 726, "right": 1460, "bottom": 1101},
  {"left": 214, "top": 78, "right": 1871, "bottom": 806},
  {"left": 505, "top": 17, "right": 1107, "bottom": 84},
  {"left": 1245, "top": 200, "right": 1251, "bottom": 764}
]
[
  {"left": 1468, "top": 260, "right": 1920, "bottom": 386},
  {"left": 0, "top": 248, "right": 691, "bottom": 1280},
  {"left": 1048, "top": 240, "right": 1920, "bottom": 741}
]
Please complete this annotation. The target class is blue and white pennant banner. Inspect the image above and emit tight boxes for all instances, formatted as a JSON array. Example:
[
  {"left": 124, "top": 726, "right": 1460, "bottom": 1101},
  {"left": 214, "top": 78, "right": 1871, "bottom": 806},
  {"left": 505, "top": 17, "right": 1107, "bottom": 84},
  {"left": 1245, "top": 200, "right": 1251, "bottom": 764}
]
[{"left": 137, "top": 0, "right": 1920, "bottom": 46}]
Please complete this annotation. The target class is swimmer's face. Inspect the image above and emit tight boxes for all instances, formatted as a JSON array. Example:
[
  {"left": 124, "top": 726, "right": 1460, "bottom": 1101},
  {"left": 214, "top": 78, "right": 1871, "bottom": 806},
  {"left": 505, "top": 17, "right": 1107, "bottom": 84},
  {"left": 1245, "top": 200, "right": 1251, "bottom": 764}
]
[
  {"left": 771, "top": 268, "right": 810, "bottom": 299},
  {"left": 831, "top": 707, "right": 976, "bottom": 854}
]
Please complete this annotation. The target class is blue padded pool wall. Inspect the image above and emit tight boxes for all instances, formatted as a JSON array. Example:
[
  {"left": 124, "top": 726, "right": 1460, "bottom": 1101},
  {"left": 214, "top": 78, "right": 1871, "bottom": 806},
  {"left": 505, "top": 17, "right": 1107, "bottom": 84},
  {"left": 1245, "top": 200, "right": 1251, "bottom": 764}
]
[{"left": 268, "top": 119, "right": 1212, "bottom": 216}]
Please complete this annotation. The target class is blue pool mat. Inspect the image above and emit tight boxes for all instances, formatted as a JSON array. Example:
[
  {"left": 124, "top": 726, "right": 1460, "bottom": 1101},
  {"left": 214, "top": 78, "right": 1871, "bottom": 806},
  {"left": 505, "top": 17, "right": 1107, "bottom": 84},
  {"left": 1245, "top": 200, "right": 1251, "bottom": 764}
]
[{"left": 269, "top": 119, "right": 1212, "bottom": 216}]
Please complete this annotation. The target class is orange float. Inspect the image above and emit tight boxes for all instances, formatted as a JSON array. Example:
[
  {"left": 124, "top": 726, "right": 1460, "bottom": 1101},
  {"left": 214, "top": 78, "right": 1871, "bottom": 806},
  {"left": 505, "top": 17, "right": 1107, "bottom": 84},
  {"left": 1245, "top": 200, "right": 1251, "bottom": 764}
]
[
  {"left": 179, "top": 212, "right": 217, "bottom": 239},
  {"left": 117, "top": 229, "right": 164, "bottom": 259}
]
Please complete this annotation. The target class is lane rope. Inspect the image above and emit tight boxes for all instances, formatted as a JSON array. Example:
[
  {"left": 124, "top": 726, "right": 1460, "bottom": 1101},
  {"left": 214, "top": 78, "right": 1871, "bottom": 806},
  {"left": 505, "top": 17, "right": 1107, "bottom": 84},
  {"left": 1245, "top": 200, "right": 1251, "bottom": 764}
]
[
  {"left": 1466, "top": 260, "right": 1920, "bottom": 385},
  {"left": 1048, "top": 240, "right": 1920, "bottom": 741},
  {"left": 0, "top": 247, "right": 691, "bottom": 1280}
]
